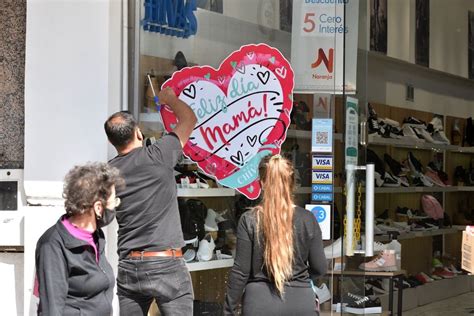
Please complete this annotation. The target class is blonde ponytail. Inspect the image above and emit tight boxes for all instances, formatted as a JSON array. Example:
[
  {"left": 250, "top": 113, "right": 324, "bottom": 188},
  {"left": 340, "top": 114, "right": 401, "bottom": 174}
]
[{"left": 256, "top": 154, "right": 295, "bottom": 296}]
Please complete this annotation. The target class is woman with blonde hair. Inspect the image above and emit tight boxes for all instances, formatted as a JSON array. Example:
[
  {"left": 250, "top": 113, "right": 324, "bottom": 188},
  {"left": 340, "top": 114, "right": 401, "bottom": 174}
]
[{"left": 224, "top": 155, "right": 327, "bottom": 315}]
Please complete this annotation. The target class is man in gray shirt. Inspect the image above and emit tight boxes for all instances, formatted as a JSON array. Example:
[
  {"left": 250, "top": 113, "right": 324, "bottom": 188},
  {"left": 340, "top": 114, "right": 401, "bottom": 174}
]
[{"left": 104, "top": 87, "right": 197, "bottom": 315}]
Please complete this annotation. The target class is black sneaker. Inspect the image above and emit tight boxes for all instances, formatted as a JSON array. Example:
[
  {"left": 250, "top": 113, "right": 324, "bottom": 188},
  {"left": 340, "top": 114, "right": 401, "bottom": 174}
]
[
  {"left": 403, "top": 116, "right": 426, "bottom": 126},
  {"left": 367, "top": 104, "right": 380, "bottom": 134},
  {"left": 383, "top": 172, "right": 401, "bottom": 187},
  {"left": 384, "top": 154, "right": 404, "bottom": 176},
  {"left": 376, "top": 209, "right": 390, "bottom": 221},
  {"left": 345, "top": 296, "right": 382, "bottom": 314},
  {"left": 366, "top": 279, "right": 386, "bottom": 294},
  {"left": 367, "top": 149, "right": 385, "bottom": 186},
  {"left": 408, "top": 152, "right": 423, "bottom": 175}
]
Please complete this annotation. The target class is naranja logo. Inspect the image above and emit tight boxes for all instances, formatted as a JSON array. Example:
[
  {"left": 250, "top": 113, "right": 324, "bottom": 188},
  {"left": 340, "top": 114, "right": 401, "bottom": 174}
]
[{"left": 311, "top": 48, "right": 334, "bottom": 73}]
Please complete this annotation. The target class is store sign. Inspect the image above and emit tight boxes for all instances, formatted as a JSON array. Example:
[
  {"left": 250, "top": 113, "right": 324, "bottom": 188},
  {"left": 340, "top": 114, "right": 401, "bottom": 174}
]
[
  {"left": 306, "top": 204, "right": 331, "bottom": 240},
  {"left": 142, "top": 0, "right": 198, "bottom": 38},
  {"left": 345, "top": 97, "right": 359, "bottom": 166},
  {"left": 162, "top": 44, "right": 294, "bottom": 199},
  {"left": 291, "top": 0, "right": 358, "bottom": 92}
]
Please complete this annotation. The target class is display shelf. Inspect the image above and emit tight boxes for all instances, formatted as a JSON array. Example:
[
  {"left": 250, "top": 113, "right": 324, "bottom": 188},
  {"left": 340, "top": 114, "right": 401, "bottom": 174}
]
[
  {"left": 177, "top": 188, "right": 235, "bottom": 197},
  {"left": 186, "top": 258, "right": 234, "bottom": 272},
  {"left": 375, "top": 227, "right": 461, "bottom": 242},
  {"left": 457, "top": 186, "right": 474, "bottom": 192},
  {"left": 446, "top": 145, "right": 474, "bottom": 154},
  {"left": 368, "top": 135, "right": 447, "bottom": 151},
  {"left": 374, "top": 186, "right": 457, "bottom": 194}
]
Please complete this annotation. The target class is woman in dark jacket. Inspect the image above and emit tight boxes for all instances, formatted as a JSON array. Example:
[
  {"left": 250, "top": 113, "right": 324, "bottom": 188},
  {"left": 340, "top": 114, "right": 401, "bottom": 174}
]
[
  {"left": 225, "top": 155, "right": 327, "bottom": 315},
  {"left": 35, "top": 162, "right": 123, "bottom": 315}
]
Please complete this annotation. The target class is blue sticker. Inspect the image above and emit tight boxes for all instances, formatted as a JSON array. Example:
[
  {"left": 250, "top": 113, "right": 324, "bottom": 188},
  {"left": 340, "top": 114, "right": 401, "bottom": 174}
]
[
  {"left": 312, "top": 193, "right": 333, "bottom": 202},
  {"left": 312, "top": 184, "right": 333, "bottom": 193},
  {"left": 310, "top": 206, "right": 327, "bottom": 223}
]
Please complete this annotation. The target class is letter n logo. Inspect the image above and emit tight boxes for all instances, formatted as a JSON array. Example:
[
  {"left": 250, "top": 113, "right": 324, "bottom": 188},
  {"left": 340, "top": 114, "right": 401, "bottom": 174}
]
[{"left": 311, "top": 48, "right": 334, "bottom": 73}]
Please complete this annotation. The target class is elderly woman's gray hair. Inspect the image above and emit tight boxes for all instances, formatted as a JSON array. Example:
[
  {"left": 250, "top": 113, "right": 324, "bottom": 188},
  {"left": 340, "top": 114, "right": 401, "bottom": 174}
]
[{"left": 63, "top": 162, "right": 124, "bottom": 216}]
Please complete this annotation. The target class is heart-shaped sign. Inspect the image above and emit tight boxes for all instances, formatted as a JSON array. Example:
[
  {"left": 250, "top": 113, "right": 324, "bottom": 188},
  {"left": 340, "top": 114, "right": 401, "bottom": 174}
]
[{"left": 161, "top": 44, "right": 294, "bottom": 199}]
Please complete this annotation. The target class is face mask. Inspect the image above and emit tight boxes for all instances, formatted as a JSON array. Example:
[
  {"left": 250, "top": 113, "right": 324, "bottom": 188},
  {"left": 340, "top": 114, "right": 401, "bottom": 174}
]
[{"left": 96, "top": 207, "right": 116, "bottom": 228}]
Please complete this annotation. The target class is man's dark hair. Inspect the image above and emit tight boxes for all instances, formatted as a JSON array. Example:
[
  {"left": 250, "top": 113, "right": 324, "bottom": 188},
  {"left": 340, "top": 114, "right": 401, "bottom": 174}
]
[{"left": 104, "top": 111, "right": 137, "bottom": 148}]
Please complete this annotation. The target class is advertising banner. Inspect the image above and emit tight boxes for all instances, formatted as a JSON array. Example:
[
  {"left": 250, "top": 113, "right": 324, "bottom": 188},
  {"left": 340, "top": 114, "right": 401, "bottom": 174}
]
[
  {"left": 162, "top": 44, "right": 295, "bottom": 199},
  {"left": 291, "top": 0, "right": 358, "bottom": 93}
]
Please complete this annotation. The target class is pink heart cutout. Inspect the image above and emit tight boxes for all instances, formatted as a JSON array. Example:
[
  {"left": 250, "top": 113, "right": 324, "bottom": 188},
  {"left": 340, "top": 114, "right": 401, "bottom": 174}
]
[{"left": 161, "top": 44, "right": 294, "bottom": 199}]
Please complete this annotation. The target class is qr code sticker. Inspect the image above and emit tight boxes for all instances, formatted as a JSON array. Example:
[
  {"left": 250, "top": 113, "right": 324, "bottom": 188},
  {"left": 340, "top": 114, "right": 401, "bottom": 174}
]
[{"left": 316, "top": 132, "right": 328, "bottom": 144}]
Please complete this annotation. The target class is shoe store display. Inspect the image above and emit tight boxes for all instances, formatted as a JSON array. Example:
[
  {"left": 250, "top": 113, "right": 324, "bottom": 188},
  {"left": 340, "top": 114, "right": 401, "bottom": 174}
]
[
  {"left": 359, "top": 250, "right": 397, "bottom": 272},
  {"left": 432, "top": 267, "right": 455, "bottom": 279},
  {"left": 313, "top": 282, "right": 331, "bottom": 304},
  {"left": 415, "top": 272, "right": 434, "bottom": 284},
  {"left": 196, "top": 234, "right": 216, "bottom": 262},
  {"left": 382, "top": 172, "right": 401, "bottom": 187},
  {"left": 344, "top": 296, "right": 382, "bottom": 314},
  {"left": 366, "top": 279, "right": 387, "bottom": 294}
]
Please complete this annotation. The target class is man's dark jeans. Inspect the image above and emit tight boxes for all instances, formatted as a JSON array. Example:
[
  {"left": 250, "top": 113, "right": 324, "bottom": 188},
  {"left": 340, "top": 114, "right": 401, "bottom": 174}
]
[{"left": 117, "top": 256, "right": 193, "bottom": 315}]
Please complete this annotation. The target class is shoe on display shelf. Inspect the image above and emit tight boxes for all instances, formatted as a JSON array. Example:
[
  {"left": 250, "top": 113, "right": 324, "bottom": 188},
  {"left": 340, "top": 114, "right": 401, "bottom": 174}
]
[
  {"left": 413, "top": 126, "right": 440, "bottom": 143},
  {"left": 382, "top": 172, "right": 401, "bottom": 187},
  {"left": 204, "top": 208, "right": 219, "bottom": 232},
  {"left": 312, "top": 282, "right": 331, "bottom": 304},
  {"left": 403, "top": 116, "right": 427, "bottom": 127},
  {"left": 367, "top": 149, "right": 386, "bottom": 186},
  {"left": 406, "top": 276, "right": 423, "bottom": 287},
  {"left": 324, "top": 237, "right": 342, "bottom": 259},
  {"left": 183, "top": 247, "right": 196, "bottom": 263},
  {"left": 379, "top": 123, "right": 402, "bottom": 139},
  {"left": 392, "top": 221, "right": 411, "bottom": 232},
  {"left": 402, "top": 124, "right": 425, "bottom": 142},
  {"left": 430, "top": 274, "right": 443, "bottom": 280},
  {"left": 428, "top": 116, "right": 444, "bottom": 132},
  {"left": 376, "top": 209, "right": 390, "bottom": 222},
  {"left": 359, "top": 250, "right": 397, "bottom": 272},
  {"left": 399, "top": 176, "right": 410, "bottom": 187},
  {"left": 425, "top": 170, "right": 447, "bottom": 187},
  {"left": 344, "top": 296, "right": 382, "bottom": 314},
  {"left": 366, "top": 279, "right": 387, "bottom": 294},
  {"left": 415, "top": 272, "right": 434, "bottom": 284},
  {"left": 380, "top": 117, "right": 401, "bottom": 128},
  {"left": 432, "top": 130, "right": 450, "bottom": 145},
  {"left": 407, "top": 152, "right": 424, "bottom": 175},
  {"left": 196, "top": 234, "right": 216, "bottom": 262},
  {"left": 432, "top": 267, "right": 455, "bottom": 279},
  {"left": 384, "top": 153, "right": 409, "bottom": 177},
  {"left": 447, "top": 264, "right": 462, "bottom": 274},
  {"left": 376, "top": 224, "right": 403, "bottom": 234},
  {"left": 412, "top": 174, "right": 434, "bottom": 187}
]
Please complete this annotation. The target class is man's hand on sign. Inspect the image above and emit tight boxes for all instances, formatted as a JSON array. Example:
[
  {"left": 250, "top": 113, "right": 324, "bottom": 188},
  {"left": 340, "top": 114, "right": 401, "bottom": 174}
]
[{"left": 157, "top": 87, "right": 178, "bottom": 106}]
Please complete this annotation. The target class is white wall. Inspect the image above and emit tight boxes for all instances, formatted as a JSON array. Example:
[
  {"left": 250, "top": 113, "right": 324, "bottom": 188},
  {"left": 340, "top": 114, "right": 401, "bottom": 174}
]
[
  {"left": 24, "top": 0, "right": 121, "bottom": 191},
  {"left": 22, "top": 0, "right": 124, "bottom": 315},
  {"left": 430, "top": 0, "right": 474, "bottom": 78}
]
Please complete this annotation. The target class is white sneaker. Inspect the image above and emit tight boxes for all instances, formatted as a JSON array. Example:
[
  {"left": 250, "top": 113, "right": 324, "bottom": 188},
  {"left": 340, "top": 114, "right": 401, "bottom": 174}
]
[
  {"left": 197, "top": 234, "right": 215, "bottom": 261},
  {"left": 429, "top": 117, "right": 444, "bottom": 131},
  {"left": 324, "top": 238, "right": 342, "bottom": 259},
  {"left": 381, "top": 118, "right": 400, "bottom": 127},
  {"left": 413, "top": 127, "right": 439, "bottom": 143},
  {"left": 204, "top": 209, "right": 219, "bottom": 231},
  {"left": 183, "top": 248, "right": 196, "bottom": 262},
  {"left": 313, "top": 282, "right": 331, "bottom": 304},
  {"left": 432, "top": 130, "right": 450, "bottom": 145},
  {"left": 402, "top": 125, "right": 425, "bottom": 142}
]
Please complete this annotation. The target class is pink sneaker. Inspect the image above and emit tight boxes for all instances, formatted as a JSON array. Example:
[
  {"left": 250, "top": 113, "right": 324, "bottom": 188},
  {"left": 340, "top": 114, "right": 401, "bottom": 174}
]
[
  {"left": 359, "top": 250, "right": 397, "bottom": 272},
  {"left": 425, "top": 170, "right": 446, "bottom": 187}
]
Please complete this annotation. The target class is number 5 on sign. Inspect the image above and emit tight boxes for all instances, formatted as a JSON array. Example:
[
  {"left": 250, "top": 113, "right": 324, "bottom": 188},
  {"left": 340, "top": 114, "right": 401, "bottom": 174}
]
[{"left": 303, "top": 12, "right": 316, "bottom": 33}]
